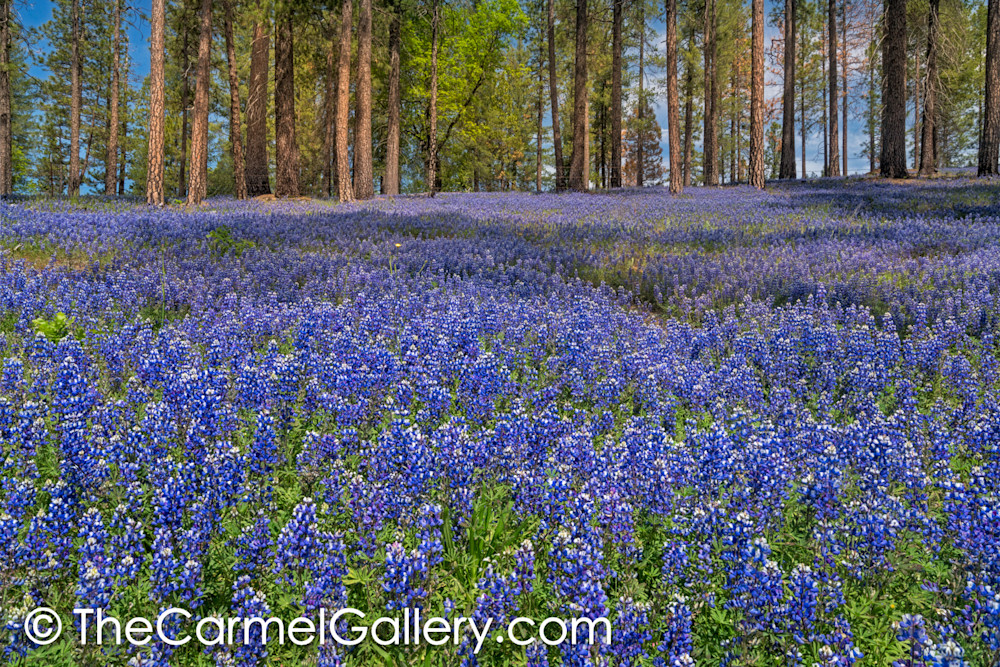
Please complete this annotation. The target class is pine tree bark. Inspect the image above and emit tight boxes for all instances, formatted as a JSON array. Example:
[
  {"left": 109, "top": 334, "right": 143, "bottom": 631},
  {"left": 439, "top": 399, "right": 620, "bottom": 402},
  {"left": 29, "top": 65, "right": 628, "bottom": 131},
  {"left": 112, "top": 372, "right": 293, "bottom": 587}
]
[
  {"left": 353, "top": 0, "right": 374, "bottom": 199},
  {"left": 703, "top": 0, "right": 718, "bottom": 185},
  {"left": 187, "top": 0, "right": 212, "bottom": 205},
  {"left": 683, "top": 59, "right": 693, "bottom": 186},
  {"left": 336, "top": 0, "right": 354, "bottom": 201},
  {"left": 779, "top": 0, "right": 796, "bottom": 178},
  {"left": 384, "top": 0, "right": 401, "bottom": 195},
  {"left": 749, "top": 0, "right": 765, "bottom": 188},
  {"left": 828, "top": 0, "right": 840, "bottom": 176},
  {"left": 665, "top": 0, "right": 682, "bottom": 193},
  {"left": 841, "top": 0, "right": 848, "bottom": 175},
  {"left": 178, "top": 4, "right": 191, "bottom": 198},
  {"left": 147, "top": 0, "right": 166, "bottom": 204},
  {"left": 547, "top": 0, "right": 566, "bottom": 190},
  {"left": 224, "top": 0, "right": 247, "bottom": 198},
  {"left": 637, "top": 9, "right": 645, "bottom": 187},
  {"left": 568, "top": 0, "right": 589, "bottom": 191},
  {"left": 426, "top": 0, "right": 439, "bottom": 196},
  {"left": 880, "top": 0, "right": 908, "bottom": 178},
  {"left": 537, "top": 40, "right": 544, "bottom": 193},
  {"left": 324, "top": 13, "right": 337, "bottom": 197},
  {"left": 0, "top": 0, "right": 12, "bottom": 196},
  {"left": 918, "top": 0, "right": 938, "bottom": 176},
  {"left": 978, "top": 0, "right": 999, "bottom": 175},
  {"left": 105, "top": 0, "right": 121, "bottom": 195},
  {"left": 610, "top": 0, "right": 622, "bottom": 188},
  {"left": 245, "top": 14, "right": 272, "bottom": 196},
  {"left": 69, "top": 0, "right": 81, "bottom": 196},
  {"left": 274, "top": 6, "right": 299, "bottom": 197}
]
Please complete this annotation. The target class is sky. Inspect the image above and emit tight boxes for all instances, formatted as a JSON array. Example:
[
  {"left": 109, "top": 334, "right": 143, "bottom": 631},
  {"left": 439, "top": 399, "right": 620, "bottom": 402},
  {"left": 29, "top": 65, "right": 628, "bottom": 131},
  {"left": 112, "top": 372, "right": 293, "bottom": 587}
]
[{"left": 14, "top": 0, "right": 883, "bottom": 185}]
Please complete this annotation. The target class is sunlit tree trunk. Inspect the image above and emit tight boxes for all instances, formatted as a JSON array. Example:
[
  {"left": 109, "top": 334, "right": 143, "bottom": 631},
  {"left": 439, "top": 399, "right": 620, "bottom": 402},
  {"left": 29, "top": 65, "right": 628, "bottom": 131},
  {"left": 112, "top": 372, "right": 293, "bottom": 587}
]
[
  {"left": 0, "top": 0, "right": 12, "bottom": 196},
  {"left": 611, "top": 0, "right": 622, "bottom": 188},
  {"left": 274, "top": 5, "right": 299, "bottom": 197},
  {"left": 353, "top": 0, "right": 374, "bottom": 198},
  {"left": 105, "top": 0, "right": 121, "bottom": 195},
  {"left": 147, "top": 0, "right": 166, "bottom": 204},
  {"left": 703, "top": 0, "right": 718, "bottom": 184},
  {"left": 337, "top": 0, "right": 354, "bottom": 201},
  {"left": 749, "top": 0, "right": 765, "bottom": 188},
  {"left": 187, "top": 0, "right": 212, "bottom": 205},
  {"left": 978, "top": 0, "right": 999, "bottom": 175},
  {"left": 224, "top": 0, "right": 246, "bottom": 198},
  {"left": 665, "top": 0, "right": 682, "bottom": 193},
  {"left": 384, "top": 0, "right": 401, "bottom": 195},
  {"left": 426, "top": 0, "right": 439, "bottom": 195},
  {"left": 69, "top": 0, "right": 81, "bottom": 196},
  {"left": 245, "top": 12, "right": 271, "bottom": 196},
  {"left": 828, "top": 0, "right": 840, "bottom": 176}
]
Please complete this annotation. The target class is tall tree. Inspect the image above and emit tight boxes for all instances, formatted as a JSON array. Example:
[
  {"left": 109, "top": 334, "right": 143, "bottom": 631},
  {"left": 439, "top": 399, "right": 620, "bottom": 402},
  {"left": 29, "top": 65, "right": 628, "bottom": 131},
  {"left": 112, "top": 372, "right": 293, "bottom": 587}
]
[
  {"left": 187, "top": 0, "right": 212, "bottom": 205},
  {"left": 336, "top": 0, "right": 353, "bottom": 201},
  {"left": 547, "top": 0, "right": 565, "bottom": 189},
  {"left": 611, "top": 0, "right": 622, "bottom": 187},
  {"left": 353, "top": 0, "right": 374, "bottom": 198},
  {"left": 536, "top": 39, "right": 544, "bottom": 193},
  {"left": 224, "top": 0, "right": 246, "bottom": 198},
  {"left": 105, "top": 0, "right": 121, "bottom": 195},
  {"left": 384, "top": 0, "right": 401, "bottom": 195},
  {"left": 323, "top": 11, "right": 337, "bottom": 197},
  {"left": 178, "top": 1, "right": 192, "bottom": 197},
  {"left": 665, "top": 0, "right": 682, "bottom": 193},
  {"left": 568, "top": 0, "right": 588, "bottom": 190},
  {"left": 245, "top": 7, "right": 271, "bottom": 196},
  {"left": 979, "top": 0, "right": 999, "bottom": 175},
  {"left": 918, "top": 0, "right": 939, "bottom": 175},
  {"left": 749, "top": 0, "right": 764, "bottom": 188},
  {"left": 828, "top": 0, "right": 840, "bottom": 175},
  {"left": 682, "top": 51, "right": 693, "bottom": 186},
  {"left": 0, "top": 0, "right": 12, "bottom": 196},
  {"left": 636, "top": 0, "right": 645, "bottom": 186},
  {"left": 880, "top": 0, "right": 908, "bottom": 177},
  {"left": 147, "top": 0, "right": 166, "bottom": 204},
  {"left": 703, "top": 0, "right": 718, "bottom": 185},
  {"left": 426, "top": 0, "right": 439, "bottom": 195},
  {"left": 69, "top": 0, "right": 81, "bottom": 196},
  {"left": 779, "top": 0, "right": 796, "bottom": 178},
  {"left": 274, "top": 3, "right": 298, "bottom": 197},
  {"left": 841, "top": 0, "right": 848, "bottom": 175}
]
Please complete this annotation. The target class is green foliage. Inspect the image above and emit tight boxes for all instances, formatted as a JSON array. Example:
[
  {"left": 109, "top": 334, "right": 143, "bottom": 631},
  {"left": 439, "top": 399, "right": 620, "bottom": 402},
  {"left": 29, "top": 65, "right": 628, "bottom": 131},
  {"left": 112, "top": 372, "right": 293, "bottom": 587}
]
[
  {"left": 31, "top": 311, "right": 74, "bottom": 342},
  {"left": 206, "top": 226, "right": 256, "bottom": 257}
]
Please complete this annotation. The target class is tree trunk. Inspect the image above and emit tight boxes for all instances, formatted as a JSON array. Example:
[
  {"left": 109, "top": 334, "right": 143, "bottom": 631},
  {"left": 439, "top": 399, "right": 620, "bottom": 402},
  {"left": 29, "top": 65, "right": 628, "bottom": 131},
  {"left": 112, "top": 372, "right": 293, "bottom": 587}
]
[
  {"left": 880, "top": 0, "right": 908, "bottom": 178},
  {"left": 801, "top": 62, "right": 807, "bottom": 178},
  {"left": 749, "top": 0, "right": 764, "bottom": 188},
  {"left": 666, "top": 0, "right": 682, "bottom": 193},
  {"left": 147, "top": 0, "right": 166, "bottom": 204},
  {"left": 829, "top": 0, "right": 840, "bottom": 176},
  {"left": 683, "top": 59, "right": 693, "bottom": 186},
  {"left": 105, "top": 0, "right": 121, "bottom": 195},
  {"left": 384, "top": 0, "right": 401, "bottom": 195},
  {"left": 979, "top": 0, "right": 999, "bottom": 175},
  {"left": 779, "top": 0, "right": 796, "bottom": 178},
  {"left": 337, "top": 0, "right": 354, "bottom": 201},
  {"left": 178, "top": 5, "right": 191, "bottom": 198},
  {"left": 274, "top": 7, "right": 299, "bottom": 197},
  {"left": 0, "top": 0, "right": 12, "bottom": 195},
  {"left": 568, "top": 0, "right": 588, "bottom": 191},
  {"left": 703, "top": 0, "right": 718, "bottom": 185},
  {"left": 822, "top": 33, "right": 827, "bottom": 175},
  {"left": 841, "top": 0, "right": 848, "bottom": 175},
  {"left": 637, "top": 10, "right": 645, "bottom": 187},
  {"left": 352, "top": 0, "right": 374, "bottom": 198},
  {"left": 245, "top": 14, "right": 271, "bottom": 196},
  {"left": 537, "top": 40, "right": 544, "bottom": 193},
  {"left": 323, "top": 13, "right": 337, "bottom": 197},
  {"left": 224, "top": 0, "right": 247, "bottom": 198},
  {"left": 611, "top": 0, "right": 622, "bottom": 188},
  {"left": 69, "top": 0, "right": 81, "bottom": 196},
  {"left": 912, "top": 46, "right": 920, "bottom": 169},
  {"left": 426, "top": 0, "right": 439, "bottom": 195},
  {"left": 547, "top": 0, "right": 566, "bottom": 190},
  {"left": 119, "top": 110, "right": 127, "bottom": 195},
  {"left": 187, "top": 0, "right": 212, "bottom": 206},
  {"left": 918, "top": 0, "right": 938, "bottom": 175}
]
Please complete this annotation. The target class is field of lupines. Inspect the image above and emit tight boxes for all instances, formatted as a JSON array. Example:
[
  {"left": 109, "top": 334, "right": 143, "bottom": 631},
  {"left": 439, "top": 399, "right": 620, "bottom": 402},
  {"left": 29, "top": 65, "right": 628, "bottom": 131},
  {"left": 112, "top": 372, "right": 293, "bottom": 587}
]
[{"left": 1, "top": 179, "right": 999, "bottom": 666}]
